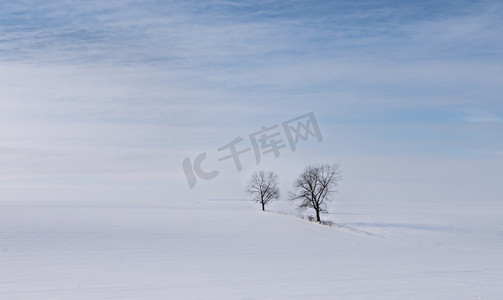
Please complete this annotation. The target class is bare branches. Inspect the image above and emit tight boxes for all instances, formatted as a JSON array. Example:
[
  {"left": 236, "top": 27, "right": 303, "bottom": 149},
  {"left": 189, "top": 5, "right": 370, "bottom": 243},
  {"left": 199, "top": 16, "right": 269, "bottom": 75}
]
[
  {"left": 245, "top": 164, "right": 341, "bottom": 220},
  {"left": 246, "top": 171, "right": 280, "bottom": 211},
  {"left": 290, "top": 163, "right": 342, "bottom": 222}
]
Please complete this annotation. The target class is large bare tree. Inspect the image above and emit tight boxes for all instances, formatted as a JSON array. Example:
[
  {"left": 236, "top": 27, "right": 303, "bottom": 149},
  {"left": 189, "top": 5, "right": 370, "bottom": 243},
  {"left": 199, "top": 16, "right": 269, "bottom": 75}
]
[
  {"left": 290, "top": 163, "right": 342, "bottom": 222},
  {"left": 246, "top": 171, "right": 280, "bottom": 211}
]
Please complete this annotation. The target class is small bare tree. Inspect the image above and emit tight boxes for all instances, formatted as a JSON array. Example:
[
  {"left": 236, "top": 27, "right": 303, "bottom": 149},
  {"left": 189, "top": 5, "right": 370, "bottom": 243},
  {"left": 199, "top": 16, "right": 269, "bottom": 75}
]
[
  {"left": 246, "top": 171, "right": 280, "bottom": 211},
  {"left": 290, "top": 163, "right": 342, "bottom": 222}
]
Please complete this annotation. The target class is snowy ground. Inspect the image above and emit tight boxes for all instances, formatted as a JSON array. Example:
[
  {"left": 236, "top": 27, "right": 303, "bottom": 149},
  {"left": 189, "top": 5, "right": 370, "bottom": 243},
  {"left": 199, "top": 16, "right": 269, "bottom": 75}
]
[{"left": 1, "top": 198, "right": 502, "bottom": 299}]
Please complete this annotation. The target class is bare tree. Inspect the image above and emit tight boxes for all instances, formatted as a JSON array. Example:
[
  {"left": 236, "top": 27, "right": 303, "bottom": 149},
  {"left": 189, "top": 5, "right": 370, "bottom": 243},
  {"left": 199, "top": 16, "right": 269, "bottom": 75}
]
[
  {"left": 290, "top": 163, "right": 342, "bottom": 222},
  {"left": 246, "top": 171, "right": 280, "bottom": 211}
]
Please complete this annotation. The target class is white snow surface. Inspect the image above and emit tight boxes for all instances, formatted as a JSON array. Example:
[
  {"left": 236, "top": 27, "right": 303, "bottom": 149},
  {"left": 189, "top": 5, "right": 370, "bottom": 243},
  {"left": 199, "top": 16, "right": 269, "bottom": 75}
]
[{"left": 1, "top": 198, "right": 502, "bottom": 299}]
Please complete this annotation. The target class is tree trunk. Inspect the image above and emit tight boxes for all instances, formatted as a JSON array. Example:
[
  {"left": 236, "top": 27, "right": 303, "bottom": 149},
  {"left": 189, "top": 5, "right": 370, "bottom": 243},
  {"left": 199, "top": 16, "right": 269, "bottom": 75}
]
[
  {"left": 261, "top": 202, "right": 265, "bottom": 211},
  {"left": 316, "top": 209, "right": 321, "bottom": 222}
]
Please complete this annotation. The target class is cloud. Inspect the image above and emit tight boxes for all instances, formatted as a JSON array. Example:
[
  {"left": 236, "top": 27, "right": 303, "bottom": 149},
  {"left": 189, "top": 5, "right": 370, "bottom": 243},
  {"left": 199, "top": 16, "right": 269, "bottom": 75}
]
[
  {"left": 463, "top": 110, "right": 502, "bottom": 123},
  {"left": 0, "top": 0, "right": 502, "bottom": 200}
]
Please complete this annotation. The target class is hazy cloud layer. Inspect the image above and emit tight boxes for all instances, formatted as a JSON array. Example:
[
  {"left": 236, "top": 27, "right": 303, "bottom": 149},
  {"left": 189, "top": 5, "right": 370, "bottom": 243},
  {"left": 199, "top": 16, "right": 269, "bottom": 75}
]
[{"left": 1, "top": 0, "right": 502, "bottom": 201}]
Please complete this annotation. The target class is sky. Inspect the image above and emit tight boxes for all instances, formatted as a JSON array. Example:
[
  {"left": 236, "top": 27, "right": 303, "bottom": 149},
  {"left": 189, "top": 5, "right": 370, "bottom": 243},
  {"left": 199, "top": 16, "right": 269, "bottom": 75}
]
[{"left": 1, "top": 0, "right": 502, "bottom": 203}]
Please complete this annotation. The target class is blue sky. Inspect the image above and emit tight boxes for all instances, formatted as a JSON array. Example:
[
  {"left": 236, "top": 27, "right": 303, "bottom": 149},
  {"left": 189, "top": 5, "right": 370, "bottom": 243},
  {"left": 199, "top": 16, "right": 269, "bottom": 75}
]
[{"left": 1, "top": 0, "right": 502, "bottom": 202}]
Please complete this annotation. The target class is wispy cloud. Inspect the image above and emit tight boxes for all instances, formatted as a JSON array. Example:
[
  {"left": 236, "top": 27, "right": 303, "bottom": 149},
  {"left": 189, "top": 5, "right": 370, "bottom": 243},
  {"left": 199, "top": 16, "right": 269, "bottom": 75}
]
[
  {"left": 463, "top": 109, "right": 502, "bottom": 123},
  {"left": 1, "top": 0, "right": 502, "bottom": 200}
]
